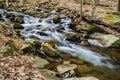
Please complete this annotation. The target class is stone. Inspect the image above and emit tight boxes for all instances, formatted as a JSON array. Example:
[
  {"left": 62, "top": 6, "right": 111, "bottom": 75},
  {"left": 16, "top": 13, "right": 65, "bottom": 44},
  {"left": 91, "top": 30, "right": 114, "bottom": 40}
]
[
  {"left": 7, "top": 39, "right": 19, "bottom": 51},
  {"left": 53, "top": 15, "right": 61, "bottom": 24},
  {"left": 6, "top": 13, "right": 15, "bottom": 21},
  {"left": 6, "top": 13, "right": 24, "bottom": 23},
  {"left": 64, "top": 77, "right": 99, "bottom": 80},
  {"left": 90, "top": 33, "right": 120, "bottom": 47},
  {"left": 104, "top": 14, "right": 120, "bottom": 24},
  {"left": 15, "top": 29, "right": 21, "bottom": 37},
  {"left": 28, "top": 40, "right": 42, "bottom": 48},
  {"left": 75, "top": 24, "right": 96, "bottom": 32},
  {"left": 66, "top": 33, "right": 82, "bottom": 42},
  {"left": 14, "top": 15, "right": 24, "bottom": 23},
  {"left": 41, "top": 42, "right": 59, "bottom": 57},
  {"left": 70, "top": 59, "right": 85, "bottom": 65},
  {"left": 77, "top": 65, "right": 92, "bottom": 74},
  {"left": 0, "top": 48, "right": 14, "bottom": 57},
  {"left": 57, "top": 64, "right": 77, "bottom": 77},
  {"left": 0, "top": 14, "right": 2, "bottom": 18},
  {"left": 75, "top": 25, "right": 85, "bottom": 31},
  {"left": 39, "top": 69, "right": 57, "bottom": 76},
  {"left": 21, "top": 44, "right": 34, "bottom": 53},
  {"left": 32, "top": 57, "right": 49, "bottom": 69},
  {"left": 39, "top": 69, "right": 61, "bottom": 80},
  {"left": 13, "top": 23, "right": 24, "bottom": 29}
]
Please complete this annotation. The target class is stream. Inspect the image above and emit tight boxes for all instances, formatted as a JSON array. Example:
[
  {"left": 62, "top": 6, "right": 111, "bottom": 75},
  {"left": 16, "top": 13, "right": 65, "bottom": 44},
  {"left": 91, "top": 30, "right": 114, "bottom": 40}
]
[{"left": 0, "top": 8, "right": 119, "bottom": 69}]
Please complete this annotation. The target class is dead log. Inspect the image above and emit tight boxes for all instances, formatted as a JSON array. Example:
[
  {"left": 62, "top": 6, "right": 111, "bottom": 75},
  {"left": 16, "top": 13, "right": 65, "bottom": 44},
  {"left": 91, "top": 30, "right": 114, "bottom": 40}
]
[{"left": 82, "top": 16, "right": 120, "bottom": 37}]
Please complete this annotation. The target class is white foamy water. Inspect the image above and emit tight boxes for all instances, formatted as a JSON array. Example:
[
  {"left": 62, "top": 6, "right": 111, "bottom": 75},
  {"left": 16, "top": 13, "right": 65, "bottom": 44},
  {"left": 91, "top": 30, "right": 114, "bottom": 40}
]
[{"left": 0, "top": 8, "right": 117, "bottom": 68}]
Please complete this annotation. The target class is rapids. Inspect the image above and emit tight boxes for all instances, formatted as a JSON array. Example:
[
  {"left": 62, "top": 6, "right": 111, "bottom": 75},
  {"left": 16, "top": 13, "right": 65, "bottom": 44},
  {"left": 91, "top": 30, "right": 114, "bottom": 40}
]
[{"left": 0, "top": 8, "right": 118, "bottom": 69}]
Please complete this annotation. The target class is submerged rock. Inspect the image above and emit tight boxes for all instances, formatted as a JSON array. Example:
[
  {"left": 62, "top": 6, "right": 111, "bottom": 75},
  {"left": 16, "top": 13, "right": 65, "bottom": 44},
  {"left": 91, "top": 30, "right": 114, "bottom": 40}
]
[
  {"left": 41, "top": 42, "right": 59, "bottom": 57},
  {"left": 64, "top": 77, "right": 99, "bottom": 80},
  {"left": 70, "top": 59, "right": 85, "bottom": 65},
  {"left": 57, "top": 64, "right": 77, "bottom": 77},
  {"left": 90, "top": 33, "right": 120, "bottom": 47},
  {"left": 77, "top": 65, "right": 92, "bottom": 74}
]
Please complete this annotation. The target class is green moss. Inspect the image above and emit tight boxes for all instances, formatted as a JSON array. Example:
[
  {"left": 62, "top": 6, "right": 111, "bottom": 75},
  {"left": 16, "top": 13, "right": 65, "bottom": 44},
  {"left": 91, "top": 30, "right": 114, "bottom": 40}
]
[
  {"left": 104, "top": 14, "right": 120, "bottom": 24},
  {"left": 41, "top": 42, "right": 59, "bottom": 57}
]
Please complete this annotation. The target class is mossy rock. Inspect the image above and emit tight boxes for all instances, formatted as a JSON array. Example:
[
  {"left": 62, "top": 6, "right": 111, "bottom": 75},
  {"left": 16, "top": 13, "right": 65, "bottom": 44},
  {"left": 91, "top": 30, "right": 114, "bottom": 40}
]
[
  {"left": 14, "top": 15, "right": 24, "bottom": 23},
  {"left": 104, "top": 14, "right": 120, "bottom": 24},
  {"left": 7, "top": 39, "right": 19, "bottom": 51},
  {"left": 6, "top": 13, "right": 15, "bottom": 21},
  {"left": 0, "top": 48, "right": 14, "bottom": 57},
  {"left": 91, "top": 33, "right": 120, "bottom": 47},
  {"left": 75, "top": 25, "right": 85, "bottom": 31},
  {"left": 21, "top": 44, "right": 34, "bottom": 53},
  {"left": 41, "top": 42, "right": 59, "bottom": 57},
  {"left": 15, "top": 29, "right": 21, "bottom": 37},
  {"left": 53, "top": 15, "right": 61, "bottom": 24},
  {"left": 32, "top": 56, "right": 50, "bottom": 69},
  {"left": 13, "top": 23, "right": 24, "bottom": 29}
]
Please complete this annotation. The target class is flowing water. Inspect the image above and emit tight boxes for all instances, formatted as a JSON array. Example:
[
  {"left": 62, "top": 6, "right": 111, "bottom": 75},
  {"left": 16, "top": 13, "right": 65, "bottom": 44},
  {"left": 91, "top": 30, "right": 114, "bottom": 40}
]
[{"left": 0, "top": 8, "right": 119, "bottom": 69}]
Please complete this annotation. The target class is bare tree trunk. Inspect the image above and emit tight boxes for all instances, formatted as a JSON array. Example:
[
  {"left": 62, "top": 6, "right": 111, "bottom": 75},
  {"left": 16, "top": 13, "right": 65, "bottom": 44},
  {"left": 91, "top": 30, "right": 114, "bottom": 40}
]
[
  {"left": 6, "top": 0, "right": 9, "bottom": 7},
  {"left": 80, "top": 0, "right": 84, "bottom": 19},
  {"left": 91, "top": 0, "right": 98, "bottom": 19},
  {"left": 118, "top": 0, "right": 120, "bottom": 11},
  {"left": 83, "top": 0, "right": 86, "bottom": 4}
]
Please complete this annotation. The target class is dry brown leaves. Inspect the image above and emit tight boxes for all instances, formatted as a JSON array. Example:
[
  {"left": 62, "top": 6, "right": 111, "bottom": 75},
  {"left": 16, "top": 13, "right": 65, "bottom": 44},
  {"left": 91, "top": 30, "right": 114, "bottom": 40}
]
[{"left": 0, "top": 55, "right": 45, "bottom": 80}]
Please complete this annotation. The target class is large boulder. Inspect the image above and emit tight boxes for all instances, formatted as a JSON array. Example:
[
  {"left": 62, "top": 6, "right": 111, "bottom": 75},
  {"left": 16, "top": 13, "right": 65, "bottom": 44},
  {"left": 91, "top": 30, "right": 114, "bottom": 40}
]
[{"left": 90, "top": 33, "right": 120, "bottom": 47}]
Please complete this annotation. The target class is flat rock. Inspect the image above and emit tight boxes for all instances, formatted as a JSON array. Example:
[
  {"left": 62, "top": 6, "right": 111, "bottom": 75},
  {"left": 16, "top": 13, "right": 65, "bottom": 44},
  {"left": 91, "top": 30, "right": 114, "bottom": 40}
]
[
  {"left": 32, "top": 57, "right": 50, "bottom": 69},
  {"left": 64, "top": 77, "right": 99, "bottom": 80},
  {"left": 90, "top": 33, "right": 120, "bottom": 47},
  {"left": 57, "top": 64, "right": 77, "bottom": 74}
]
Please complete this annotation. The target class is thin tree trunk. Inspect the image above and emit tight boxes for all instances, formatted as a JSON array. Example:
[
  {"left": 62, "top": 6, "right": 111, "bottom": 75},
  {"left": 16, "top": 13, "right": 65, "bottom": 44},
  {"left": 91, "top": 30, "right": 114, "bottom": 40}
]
[
  {"left": 80, "top": 0, "right": 84, "bottom": 19},
  {"left": 91, "top": 0, "right": 98, "bottom": 19},
  {"left": 118, "top": 0, "right": 120, "bottom": 11},
  {"left": 6, "top": 0, "right": 9, "bottom": 7}
]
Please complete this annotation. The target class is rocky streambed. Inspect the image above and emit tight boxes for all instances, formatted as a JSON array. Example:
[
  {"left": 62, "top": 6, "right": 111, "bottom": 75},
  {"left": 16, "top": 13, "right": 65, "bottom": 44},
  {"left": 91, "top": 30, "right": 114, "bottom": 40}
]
[{"left": 0, "top": 1, "right": 120, "bottom": 80}]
